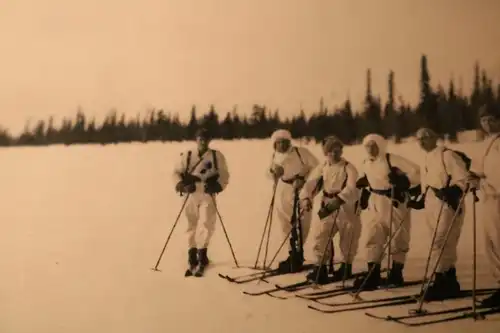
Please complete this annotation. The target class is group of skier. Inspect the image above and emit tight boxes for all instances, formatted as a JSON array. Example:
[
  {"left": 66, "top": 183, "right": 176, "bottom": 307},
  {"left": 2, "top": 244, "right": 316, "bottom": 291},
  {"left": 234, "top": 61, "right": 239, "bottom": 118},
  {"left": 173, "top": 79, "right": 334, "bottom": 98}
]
[{"left": 171, "top": 106, "right": 500, "bottom": 308}]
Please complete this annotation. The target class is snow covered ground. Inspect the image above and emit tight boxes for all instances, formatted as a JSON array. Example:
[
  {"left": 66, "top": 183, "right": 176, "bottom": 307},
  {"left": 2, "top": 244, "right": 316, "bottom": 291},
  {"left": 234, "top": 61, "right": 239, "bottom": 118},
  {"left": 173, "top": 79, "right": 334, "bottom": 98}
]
[{"left": 0, "top": 138, "right": 499, "bottom": 333}]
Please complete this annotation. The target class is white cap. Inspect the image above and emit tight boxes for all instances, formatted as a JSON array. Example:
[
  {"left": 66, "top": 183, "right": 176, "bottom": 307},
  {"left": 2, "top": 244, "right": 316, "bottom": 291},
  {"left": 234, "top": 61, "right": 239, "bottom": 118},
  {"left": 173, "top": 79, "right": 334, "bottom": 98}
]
[{"left": 271, "top": 129, "right": 292, "bottom": 142}]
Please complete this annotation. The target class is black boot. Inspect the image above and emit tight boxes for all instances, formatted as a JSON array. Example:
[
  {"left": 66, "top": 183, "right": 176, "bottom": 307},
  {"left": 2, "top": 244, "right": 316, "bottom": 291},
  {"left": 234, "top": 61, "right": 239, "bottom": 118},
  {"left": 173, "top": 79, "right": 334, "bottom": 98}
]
[
  {"left": 277, "top": 251, "right": 304, "bottom": 274},
  {"left": 423, "top": 267, "right": 461, "bottom": 301},
  {"left": 386, "top": 262, "right": 405, "bottom": 287},
  {"left": 306, "top": 265, "right": 329, "bottom": 284},
  {"left": 479, "top": 289, "right": 500, "bottom": 308},
  {"left": 185, "top": 247, "right": 199, "bottom": 276},
  {"left": 188, "top": 247, "right": 198, "bottom": 267},
  {"left": 423, "top": 272, "right": 445, "bottom": 301},
  {"left": 332, "top": 263, "right": 353, "bottom": 281},
  {"left": 198, "top": 248, "right": 209, "bottom": 268},
  {"left": 444, "top": 266, "right": 461, "bottom": 294},
  {"left": 353, "top": 262, "right": 381, "bottom": 290}
]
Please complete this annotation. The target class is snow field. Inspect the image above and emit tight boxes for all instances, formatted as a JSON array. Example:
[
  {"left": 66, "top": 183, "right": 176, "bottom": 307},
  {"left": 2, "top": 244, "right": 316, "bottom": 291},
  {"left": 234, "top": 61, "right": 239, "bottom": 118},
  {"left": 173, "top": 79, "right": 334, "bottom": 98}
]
[{"left": 0, "top": 139, "right": 498, "bottom": 333}]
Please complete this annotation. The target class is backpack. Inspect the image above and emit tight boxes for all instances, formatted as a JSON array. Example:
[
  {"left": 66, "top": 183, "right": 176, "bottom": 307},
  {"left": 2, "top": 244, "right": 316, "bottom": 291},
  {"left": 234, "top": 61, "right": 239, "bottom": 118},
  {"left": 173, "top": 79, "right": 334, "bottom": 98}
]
[
  {"left": 441, "top": 148, "right": 472, "bottom": 188},
  {"left": 385, "top": 153, "right": 411, "bottom": 182},
  {"left": 443, "top": 148, "right": 472, "bottom": 172}
]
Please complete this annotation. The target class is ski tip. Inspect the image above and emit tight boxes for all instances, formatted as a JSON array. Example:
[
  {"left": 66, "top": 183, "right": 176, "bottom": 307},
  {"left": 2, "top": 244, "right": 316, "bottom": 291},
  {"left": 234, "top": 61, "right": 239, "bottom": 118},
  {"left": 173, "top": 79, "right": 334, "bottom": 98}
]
[
  {"left": 295, "top": 294, "right": 310, "bottom": 299},
  {"left": 266, "top": 293, "right": 287, "bottom": 300}
]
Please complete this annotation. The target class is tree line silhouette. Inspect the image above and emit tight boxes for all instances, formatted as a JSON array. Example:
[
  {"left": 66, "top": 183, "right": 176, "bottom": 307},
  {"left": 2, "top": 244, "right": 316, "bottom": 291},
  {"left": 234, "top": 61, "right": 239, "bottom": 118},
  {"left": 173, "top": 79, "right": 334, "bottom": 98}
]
[{"left": 1, "top": 54, "right": 499, "bottom": 147}]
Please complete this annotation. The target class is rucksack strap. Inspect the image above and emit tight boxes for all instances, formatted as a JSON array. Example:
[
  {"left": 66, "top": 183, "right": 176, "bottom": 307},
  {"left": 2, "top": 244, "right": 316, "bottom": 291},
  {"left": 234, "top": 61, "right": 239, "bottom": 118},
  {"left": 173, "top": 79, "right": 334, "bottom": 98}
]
[
  {"left": 211, "top": 149, "right": 219, "bottom": 171},
  {"left": 385, "top": 153, "right": 392, "bottom": 169},
  {"left": 483, "top": 133, "right": 500, "bottom": 160},
  {"left": 341, "top": 161, "right": 348, "bottom": 189},
  {"left": 295, "top": 147, "right": 305, "bottom": 165},
  {"left": 185, "top": 150, "right": 210, "bottom": 175},
  {"left": 185, "top": 151, "right": 192, "bottom": 174}
]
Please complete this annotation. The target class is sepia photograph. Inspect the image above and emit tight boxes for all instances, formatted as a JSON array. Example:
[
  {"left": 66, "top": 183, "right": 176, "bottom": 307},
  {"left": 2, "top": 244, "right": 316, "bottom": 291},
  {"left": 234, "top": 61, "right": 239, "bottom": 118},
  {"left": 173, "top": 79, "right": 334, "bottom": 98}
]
[{"left": 1, "top": 0, "right": 500, "bottom": 332}]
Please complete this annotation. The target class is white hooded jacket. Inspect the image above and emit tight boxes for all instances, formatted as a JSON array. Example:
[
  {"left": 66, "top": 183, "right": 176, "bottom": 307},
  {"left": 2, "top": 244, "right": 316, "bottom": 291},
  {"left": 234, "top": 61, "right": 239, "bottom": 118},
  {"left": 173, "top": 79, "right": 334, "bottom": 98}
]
[{"left": 359, "top": 134, "right": 420, "bottom": 190}]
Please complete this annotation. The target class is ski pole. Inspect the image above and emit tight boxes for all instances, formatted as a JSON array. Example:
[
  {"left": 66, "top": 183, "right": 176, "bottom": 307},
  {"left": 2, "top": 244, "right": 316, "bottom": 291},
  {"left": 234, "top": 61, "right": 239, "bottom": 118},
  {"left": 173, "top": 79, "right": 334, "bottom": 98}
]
[
  {"left": 254, "top": 181, "right": 278, "bottom": 269},
  {"left": 211, "top": 195, "right": 239, "bottom": 268},
  {"left": 263, "top": 186, "right": 277, "bottom": 268},
  {"left": 470, "top": 189, "right": 484, "bottom": 320},
  {"left": 416, "top": 198, "right": 446, "bottom": 299},
  {"left": 342, "top": 201, "right": 361, "bottom": 288},
  {"left": 151, "top": 193, "right": 190, "bottom": 271},
  {"left": 329, "top": 239, "right": 335, "bottom": 276},
  {"left": 262, "top": 228, "right": 294, "bottom": 275},
  {"left": 411, "top": 187, "right": 470, "bottom": 314},
  {"left": 313, "top": 210, "right": 340, "bottom": 287},
  {"left": 386, "top": 186, "right": 395, "bottom": 281},
  {"left": 295, "top": 189, "right": 305, "bottom": 265},
  {"left": 288, "top": 190, "right": 302, "bottom": 267}
]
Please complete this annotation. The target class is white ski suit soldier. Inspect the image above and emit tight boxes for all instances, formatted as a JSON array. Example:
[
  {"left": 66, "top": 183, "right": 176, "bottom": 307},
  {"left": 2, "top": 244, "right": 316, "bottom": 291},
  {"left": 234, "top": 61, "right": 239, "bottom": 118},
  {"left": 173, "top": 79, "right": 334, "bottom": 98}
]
[
  {"left": 413, "top": 128, "right": 469, "bottom": 301},
  {"left": 468, "top": 106, "right": 500, "bottom": 307},
  {"left": 172, "top": 128, "right": 230, "bottom": 275},
  {"left": 299, "top": 136, "right": 362, "bottom": 284},
  {"left": 267, "top": 129, "right": 319, "bottom": 273},
  {"left": 355, "top": 134, "right": 421, "bottom": 290}
]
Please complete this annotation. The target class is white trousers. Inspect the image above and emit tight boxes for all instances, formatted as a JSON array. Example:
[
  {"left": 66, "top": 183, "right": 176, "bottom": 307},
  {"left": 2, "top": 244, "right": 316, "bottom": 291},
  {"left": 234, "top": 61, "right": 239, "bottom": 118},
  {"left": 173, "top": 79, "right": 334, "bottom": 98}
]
[
  {"left": 312, "top": 198, "right": 361, "bottom": 265},
  {"left": 481, "top": 195, "right": 500, "bottom": 285},
  {"left": 364, "top": 192, "right": 411, "bottom": 264},
  {"left": 184, "top": 190, "right": 217, "bottom": 249},
  {"left": 424, "top": 190, "right": 465, "bottom": 273},
  {"left": 275, "top": 183, "right": 312, "bottom": 252}
]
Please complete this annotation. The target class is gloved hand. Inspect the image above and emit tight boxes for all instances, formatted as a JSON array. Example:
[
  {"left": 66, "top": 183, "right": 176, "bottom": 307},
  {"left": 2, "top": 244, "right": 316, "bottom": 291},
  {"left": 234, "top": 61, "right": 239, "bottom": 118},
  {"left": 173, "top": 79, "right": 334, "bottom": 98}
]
[
  {"left": 388, "top": 172, "right": 410, "bottom": 190},
  {"left": 175, "top": 181, "right": 196, "bottom": 194},
  {"left": 407, "top": 195, "right": 425, "bottom": 210},
  {"left": 356, "top": 176, "right": 369, "bottom": 189},
  {"left": 408, "top": 185, "right": 422, "bottom": 197},
  {"left": 318, "top": 197, "right": 344, "bottom": 219},
  {"left": 293, "top": 176, "right": 306, "bottom": 190},
  {"left": 300, "top": 198, "right": 313, "bottom": 212},
  {"left": 204, "top": 180, "right": 223, "bottom": 194},
  {"left": 438, "top": 185, "right": 463, "bottom": 199},
  {"left": 271, "top": 164, "right": 284, "bottom": 181}
]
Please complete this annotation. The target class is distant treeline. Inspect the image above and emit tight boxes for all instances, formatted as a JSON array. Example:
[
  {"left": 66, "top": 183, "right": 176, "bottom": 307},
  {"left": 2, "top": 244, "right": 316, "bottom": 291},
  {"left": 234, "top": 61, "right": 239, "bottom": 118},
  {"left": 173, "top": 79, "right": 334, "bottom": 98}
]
[{"left": 0, "top": 54, "right": 499, "bottom": 147}]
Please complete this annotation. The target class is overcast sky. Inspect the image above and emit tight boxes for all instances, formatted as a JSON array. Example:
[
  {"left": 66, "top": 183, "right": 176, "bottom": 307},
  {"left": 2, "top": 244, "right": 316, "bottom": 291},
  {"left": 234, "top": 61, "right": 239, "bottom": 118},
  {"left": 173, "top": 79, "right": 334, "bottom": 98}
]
[{"left": 0, "top": 0, "right": 499, "bottom": 134}]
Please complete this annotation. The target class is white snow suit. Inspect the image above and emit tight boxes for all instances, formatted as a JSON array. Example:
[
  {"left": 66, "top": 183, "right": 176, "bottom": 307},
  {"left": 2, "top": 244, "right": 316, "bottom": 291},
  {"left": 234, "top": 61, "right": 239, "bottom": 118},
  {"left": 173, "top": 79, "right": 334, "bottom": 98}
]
[
  {"left": 299, "top": 158, "right": 361, "bottom": 265},
  {"left": 359, "top": 134, "right": 420, "bottom": 265},
  {"left": 172, "top": 148, "right": 230, "bottom": 249},
  {"left": 267, "top": 132, "right": 319, "bottom": 252},
  {"left": 477, "top": 133, "right": 500, "bottom": 285},
  {"left": 421, "top": 146, "right": 469, "bottom": 273}
]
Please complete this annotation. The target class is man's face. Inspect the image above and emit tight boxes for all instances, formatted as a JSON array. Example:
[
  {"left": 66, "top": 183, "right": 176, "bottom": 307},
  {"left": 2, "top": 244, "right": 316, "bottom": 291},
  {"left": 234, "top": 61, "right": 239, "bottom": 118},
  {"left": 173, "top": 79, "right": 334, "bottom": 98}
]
[
  {"left": 480, "top": 115, "right": 499, "bottom": 134},
  {"left": 274, "top": 138, "right": 291, "bottom": 153},
  {"left": 196, "top": 136, "right": 210, "bottom": 152},
  {"left": 364, "top": 140, "right": 379, "bottom": 158},
  {"left": 323, "top": 141, "right": 343, "bottom": 163},
  {"left": 416, "top": 133, "right": 437, "bottom": 152}
]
